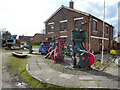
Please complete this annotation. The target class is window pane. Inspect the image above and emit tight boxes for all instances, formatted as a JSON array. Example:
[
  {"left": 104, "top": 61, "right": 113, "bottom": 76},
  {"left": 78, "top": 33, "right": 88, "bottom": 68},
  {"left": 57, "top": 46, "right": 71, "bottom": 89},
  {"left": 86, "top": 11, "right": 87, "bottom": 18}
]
[
  {"left": 93, "top": 21, "right": 97, "bottom": 31},
  {"left": 75, "top": 19, "right": 83, "bottom": 29},
  {"left": 48, "top": 24, "right": 54, "bottom": 32},
  {"left": 106, "top": 26, "right": 109, "bottom": 34},
  {"left": 60, "top": 22, "right": 67, "bottom": 31}
]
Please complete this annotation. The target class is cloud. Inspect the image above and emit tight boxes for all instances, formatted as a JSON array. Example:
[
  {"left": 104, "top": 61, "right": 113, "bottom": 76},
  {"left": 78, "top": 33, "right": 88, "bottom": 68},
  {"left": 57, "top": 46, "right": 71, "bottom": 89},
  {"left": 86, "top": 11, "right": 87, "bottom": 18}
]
[
  {"left": 74, "top": 0, "right": 119, "bottom": 37},
  {"left": 0, "top": 0, "right": 119, "bottom": 37},
  {"left": 106, "top": 4, "right": 117, "bottom": 19},
  {"left": 0, "top": 0, "right": 58, "bottom": 36}
]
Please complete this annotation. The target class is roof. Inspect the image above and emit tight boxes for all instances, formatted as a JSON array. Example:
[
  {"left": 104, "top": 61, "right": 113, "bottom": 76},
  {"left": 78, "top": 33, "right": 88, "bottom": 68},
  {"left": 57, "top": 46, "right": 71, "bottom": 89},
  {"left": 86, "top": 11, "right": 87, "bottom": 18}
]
[
  {"left": 33, "top": 33, "right": 45, "bottom": 38},
  {"left": 44, "top": 5, "right": 89, "bottom": 23},
  {"left": 44, "top": 5, "right": 114, "bottom": 27},
  {"left": 19, "top": 36, "right": 33, "bottom": 40}
]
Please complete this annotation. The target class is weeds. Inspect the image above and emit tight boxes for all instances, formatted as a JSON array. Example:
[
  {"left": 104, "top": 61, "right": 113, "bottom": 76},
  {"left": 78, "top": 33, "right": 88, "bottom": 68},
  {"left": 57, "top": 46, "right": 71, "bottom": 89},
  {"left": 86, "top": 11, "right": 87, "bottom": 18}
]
[{"left": 6, "top": 55, "right": 64, "bottom": 88}]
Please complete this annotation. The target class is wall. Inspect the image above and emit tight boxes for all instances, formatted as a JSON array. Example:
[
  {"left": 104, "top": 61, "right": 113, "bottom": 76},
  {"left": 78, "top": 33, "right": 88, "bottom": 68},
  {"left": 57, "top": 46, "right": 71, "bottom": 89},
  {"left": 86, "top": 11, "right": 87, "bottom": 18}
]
[{"left": 45, "top": 7, "right": 114, "bottom": 52}]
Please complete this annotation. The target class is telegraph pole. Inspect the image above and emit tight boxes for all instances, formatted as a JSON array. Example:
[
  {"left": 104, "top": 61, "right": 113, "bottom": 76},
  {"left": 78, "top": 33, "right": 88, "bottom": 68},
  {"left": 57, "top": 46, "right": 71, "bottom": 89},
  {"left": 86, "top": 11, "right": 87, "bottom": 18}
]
[{"left": 101, "top": 0, "right": 105, "bottom": 64}]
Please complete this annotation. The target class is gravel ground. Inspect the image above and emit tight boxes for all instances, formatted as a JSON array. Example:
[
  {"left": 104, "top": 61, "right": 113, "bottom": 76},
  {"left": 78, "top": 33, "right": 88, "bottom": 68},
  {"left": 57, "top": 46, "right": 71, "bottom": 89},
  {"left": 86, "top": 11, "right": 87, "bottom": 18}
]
[
  {"left": 2, "top": 48, "right": 119, "bottom": 89},
  {"left": 43, "top": 51, "right": 120, "bottom": 77}
]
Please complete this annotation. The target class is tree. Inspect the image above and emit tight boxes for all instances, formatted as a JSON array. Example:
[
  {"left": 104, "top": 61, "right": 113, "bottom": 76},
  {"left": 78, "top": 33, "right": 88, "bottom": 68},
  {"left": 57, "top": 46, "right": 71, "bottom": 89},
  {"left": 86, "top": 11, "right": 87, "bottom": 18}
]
[
  {"left": 41, "top": 29, "right": 45, "bottom": 34},
  {"left": 2, "top": 31, "right": 11, "bottom": 36}
]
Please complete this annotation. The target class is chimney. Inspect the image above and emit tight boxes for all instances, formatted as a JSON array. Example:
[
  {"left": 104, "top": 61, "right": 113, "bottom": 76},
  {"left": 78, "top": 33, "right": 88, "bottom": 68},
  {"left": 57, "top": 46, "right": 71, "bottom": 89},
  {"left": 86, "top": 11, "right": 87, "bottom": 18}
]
[{"left": 69, "top": 0, "right": 74, "bottom": 9}]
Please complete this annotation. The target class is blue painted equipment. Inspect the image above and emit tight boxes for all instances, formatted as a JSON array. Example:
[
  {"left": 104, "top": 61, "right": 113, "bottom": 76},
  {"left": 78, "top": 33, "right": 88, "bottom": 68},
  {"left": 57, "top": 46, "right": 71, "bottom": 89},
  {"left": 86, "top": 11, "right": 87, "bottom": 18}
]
[
  {"left": 6, "top": 35, "right": 17, "bottom": 48},
  {"left": 39, "top": 42, "right": 52, "bottom": 54}
]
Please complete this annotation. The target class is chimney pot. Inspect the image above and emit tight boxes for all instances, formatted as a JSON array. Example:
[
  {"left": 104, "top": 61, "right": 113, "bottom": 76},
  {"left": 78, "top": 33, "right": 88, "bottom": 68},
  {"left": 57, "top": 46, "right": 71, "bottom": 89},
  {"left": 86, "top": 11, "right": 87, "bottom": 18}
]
[{"left": 69, "top": 0, "right": 74, "bottom": 9}]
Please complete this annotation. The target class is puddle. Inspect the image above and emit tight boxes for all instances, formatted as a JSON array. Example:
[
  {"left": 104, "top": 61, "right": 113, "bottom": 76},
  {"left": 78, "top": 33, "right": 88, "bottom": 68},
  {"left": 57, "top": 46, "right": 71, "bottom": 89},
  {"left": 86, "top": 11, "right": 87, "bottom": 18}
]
[{"left": 15, "top": 82, "right": 29, "bottom": 88}]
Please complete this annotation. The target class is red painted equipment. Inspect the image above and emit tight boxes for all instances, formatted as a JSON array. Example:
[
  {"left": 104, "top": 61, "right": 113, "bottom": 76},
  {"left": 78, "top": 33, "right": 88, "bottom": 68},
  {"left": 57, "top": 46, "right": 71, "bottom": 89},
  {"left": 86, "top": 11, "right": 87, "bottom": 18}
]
[
  {"left": 50, "top": 37, "right": 64, "bottom": 63},
  {"left": 86, "top": 53, "right": 95, "bottom": 66},
  {"left": 56, "top": 37, "right": 65, "bottom": 49}
]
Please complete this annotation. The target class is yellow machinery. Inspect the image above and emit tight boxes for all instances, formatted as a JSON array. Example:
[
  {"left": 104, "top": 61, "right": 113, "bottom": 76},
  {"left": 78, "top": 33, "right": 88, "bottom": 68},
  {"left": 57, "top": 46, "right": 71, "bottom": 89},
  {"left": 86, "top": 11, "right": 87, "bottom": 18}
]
[{"left": 110, "top": 50, "right": 117, "bottom": 55}]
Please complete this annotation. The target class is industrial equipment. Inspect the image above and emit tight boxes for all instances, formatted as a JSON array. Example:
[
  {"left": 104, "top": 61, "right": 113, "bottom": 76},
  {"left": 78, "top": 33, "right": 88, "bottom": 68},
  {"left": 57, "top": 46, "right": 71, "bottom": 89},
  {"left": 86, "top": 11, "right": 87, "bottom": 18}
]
[
  {"left": 71, "top": 28, "right": 95, "bottom": 69},
  {"left": 6, "top": 35, "right": 17, "bottom": 49},
  {"left": 39, "top": 42, "right": 52, "bottom": 54},
  {"left": 50, "top": 37, "right": 64, "bottom": 62}
]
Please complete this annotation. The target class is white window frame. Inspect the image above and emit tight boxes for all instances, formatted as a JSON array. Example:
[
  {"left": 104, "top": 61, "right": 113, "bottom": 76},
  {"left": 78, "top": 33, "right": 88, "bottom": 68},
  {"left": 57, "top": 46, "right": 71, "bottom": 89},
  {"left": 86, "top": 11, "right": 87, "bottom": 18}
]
[
  {"left": 60, "top": 20, "right": 67, "bottom": 32},
  {"left": 48, "top": 22, "right": 54, "bottom": 33},
  {"left": 93, "top": 19, "right": 98, "bottom": 22},
  {"left": 48, "top": 22, "right": 54, "bottom": 25},
  {"left": 60, "top": 20, "right": 67, "bottom": 23},
  {"left": 74, "top": 17, "right": 83, "bottom": 21},
  {"left": 48, "top": 32, "right": 54, "bottom": 34},
  {"left": 106, "top": 25, "right": 109, "bottom": 35},
  {"left": 91, "top": 36, "right": 109, "bottom": 40},
  {"left": 74, "top": 17, "right": 83, "bottom": 30},
  {"left": 93, "top": 19, "right": 98, "bottom": 33},
  {"left": 60, "top": 36, "right": 67, "bottom": 38},
  {"left": 60, "top": 30, "right": 67, "bottom": 33}
]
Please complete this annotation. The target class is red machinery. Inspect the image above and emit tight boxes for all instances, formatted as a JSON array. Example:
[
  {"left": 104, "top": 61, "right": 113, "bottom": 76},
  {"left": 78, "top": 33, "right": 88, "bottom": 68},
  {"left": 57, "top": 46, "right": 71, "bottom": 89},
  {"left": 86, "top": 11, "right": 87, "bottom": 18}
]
[{"left": 50, "top": 37, "right": 64, "bottom": 63}]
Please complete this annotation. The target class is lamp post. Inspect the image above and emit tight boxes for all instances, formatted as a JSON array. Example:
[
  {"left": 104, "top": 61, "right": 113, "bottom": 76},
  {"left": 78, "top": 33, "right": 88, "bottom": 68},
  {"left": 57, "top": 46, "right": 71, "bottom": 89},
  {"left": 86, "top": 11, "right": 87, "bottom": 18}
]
[{"left": 101, "top": 0, "right": 105, "bottom": 64}]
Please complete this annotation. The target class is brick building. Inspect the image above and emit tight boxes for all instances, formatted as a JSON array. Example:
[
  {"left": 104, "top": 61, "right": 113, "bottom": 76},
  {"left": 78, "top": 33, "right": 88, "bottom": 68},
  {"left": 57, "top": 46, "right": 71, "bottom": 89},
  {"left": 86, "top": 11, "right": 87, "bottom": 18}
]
[
  {"left": 44, "top": 1, "right": 114, "bottom": 52},
  {"left": 32, "top": 33, "right": 45, "bottom": 43},
  {"left": 19, "top": 35, "right": 33, "bottom": 44}
]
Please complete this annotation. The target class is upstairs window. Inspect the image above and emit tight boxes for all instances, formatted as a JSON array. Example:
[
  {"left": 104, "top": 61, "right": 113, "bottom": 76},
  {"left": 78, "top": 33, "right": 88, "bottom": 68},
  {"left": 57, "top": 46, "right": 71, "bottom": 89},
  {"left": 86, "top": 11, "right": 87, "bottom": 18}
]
[
  {"left": 60, "top": 20, "right": 67, "bottom": 31},
  {"left": 74, "top": 17, "right": 83, "bottom": 30},
  {"left": 93, "top": 19, "right": 97, "bottom": 32},
  {"left": 48, "top": 22, "right": 54, "bottom": 32},
  {"left": 106, "top": 25, "right": 109, "bottom": 35}
]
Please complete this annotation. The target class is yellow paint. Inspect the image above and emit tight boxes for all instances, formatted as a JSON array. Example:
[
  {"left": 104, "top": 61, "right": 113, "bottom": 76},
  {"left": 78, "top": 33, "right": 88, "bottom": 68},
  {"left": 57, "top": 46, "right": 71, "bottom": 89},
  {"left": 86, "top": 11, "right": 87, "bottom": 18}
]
[{"left": 110, "top": 50, "right": 117, "bottom": 55}]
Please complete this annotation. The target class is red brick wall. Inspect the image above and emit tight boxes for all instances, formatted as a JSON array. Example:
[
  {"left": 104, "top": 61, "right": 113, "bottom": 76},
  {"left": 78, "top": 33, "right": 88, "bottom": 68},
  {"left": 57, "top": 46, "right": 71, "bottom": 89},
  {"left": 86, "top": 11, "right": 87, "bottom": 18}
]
[
  {"left": 91, "top": 38, "right": 99, "bottom": 52},
  {"left": 104, "top": 40, "right": 109, "bottom": 50},
  {"left": 33, "top": 34, "right": 45, "bottom": 42},
  {"left": 90, "top": 38, "right": 109, "bottom": 52},
  {"left": 45, "top": 7, "right": 89, "bottom": 45},
  {"left": 45, "top": 7, "right": 114, "bottom": 52}
]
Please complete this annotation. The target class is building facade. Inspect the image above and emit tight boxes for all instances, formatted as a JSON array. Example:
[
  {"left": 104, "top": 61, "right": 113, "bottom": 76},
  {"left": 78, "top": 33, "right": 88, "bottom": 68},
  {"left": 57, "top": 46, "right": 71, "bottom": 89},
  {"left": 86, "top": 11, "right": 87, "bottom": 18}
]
[
  {"left": 32, "top": 33, "right": 45, "bottom": 43},
  {"left": 45, "top": 1, "right": 114, "bottom": 52},
  {"left": 19, "top": 36, "right": 33, "bottom": 44}
]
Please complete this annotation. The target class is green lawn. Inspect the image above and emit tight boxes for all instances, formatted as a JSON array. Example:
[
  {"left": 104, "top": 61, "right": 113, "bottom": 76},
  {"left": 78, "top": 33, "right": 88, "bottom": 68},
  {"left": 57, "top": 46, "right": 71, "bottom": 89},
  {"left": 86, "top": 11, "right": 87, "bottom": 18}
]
[{"left": 33, "top": 45, "right": 40, "bottom": 48}]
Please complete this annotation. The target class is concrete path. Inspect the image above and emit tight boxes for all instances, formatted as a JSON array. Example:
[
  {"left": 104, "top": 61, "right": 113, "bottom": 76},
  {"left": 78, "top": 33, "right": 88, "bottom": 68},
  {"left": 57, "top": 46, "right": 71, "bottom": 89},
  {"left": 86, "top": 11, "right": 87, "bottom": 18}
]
[{"left": 26, "top": 55, "right": 119, "bottom": 89}]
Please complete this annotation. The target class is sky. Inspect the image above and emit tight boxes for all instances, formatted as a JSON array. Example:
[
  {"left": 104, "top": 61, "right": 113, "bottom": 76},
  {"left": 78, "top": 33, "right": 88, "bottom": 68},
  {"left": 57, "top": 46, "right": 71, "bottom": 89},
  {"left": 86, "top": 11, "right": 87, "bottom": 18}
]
[
  {"left": 0, "top": 0, "right": 119, "bottom": 37},
  {"left": 118, "top": 1, "right": 120, "bottom": 34}
]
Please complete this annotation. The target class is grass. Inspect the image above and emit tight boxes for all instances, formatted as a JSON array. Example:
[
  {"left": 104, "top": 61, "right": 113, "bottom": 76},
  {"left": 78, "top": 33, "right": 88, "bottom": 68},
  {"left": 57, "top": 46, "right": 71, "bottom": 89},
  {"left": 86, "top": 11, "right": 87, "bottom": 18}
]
[
  {"left": 33, "top": 45, "right": 40, "bottom": 48},
  {"left": 6, "top": 55, "right": 66, "bottom": 88},
  {"left": 91, "top": 60, "right": 111, "bottom": 71},
  {"left": 5, "top": 54, "right": 94, "bottom": 89}
]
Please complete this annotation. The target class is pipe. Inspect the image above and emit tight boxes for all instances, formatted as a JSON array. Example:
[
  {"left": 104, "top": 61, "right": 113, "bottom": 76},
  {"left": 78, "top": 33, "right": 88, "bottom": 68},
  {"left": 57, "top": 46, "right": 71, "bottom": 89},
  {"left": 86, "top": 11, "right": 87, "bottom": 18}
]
[{"left": 89, "top": 14, "right": 92, "bottom": 51}]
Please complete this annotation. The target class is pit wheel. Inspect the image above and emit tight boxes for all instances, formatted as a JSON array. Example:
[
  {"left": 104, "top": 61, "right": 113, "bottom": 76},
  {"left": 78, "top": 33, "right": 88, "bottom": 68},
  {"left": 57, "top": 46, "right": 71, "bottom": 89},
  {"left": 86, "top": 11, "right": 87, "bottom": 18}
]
[{"left": 86, "top": 53, "right": 95, "bottom": 66}]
